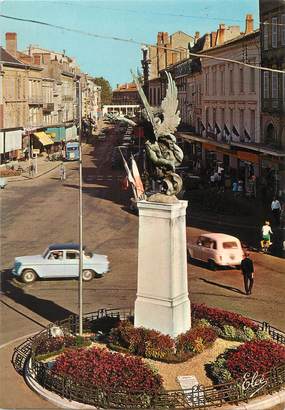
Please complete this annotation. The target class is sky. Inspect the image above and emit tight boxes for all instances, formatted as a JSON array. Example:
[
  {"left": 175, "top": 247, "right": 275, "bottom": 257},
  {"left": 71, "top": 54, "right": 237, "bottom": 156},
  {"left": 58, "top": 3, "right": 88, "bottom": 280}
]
[{"left": 0, "top": 0, "right": 259, "bottom": 88}]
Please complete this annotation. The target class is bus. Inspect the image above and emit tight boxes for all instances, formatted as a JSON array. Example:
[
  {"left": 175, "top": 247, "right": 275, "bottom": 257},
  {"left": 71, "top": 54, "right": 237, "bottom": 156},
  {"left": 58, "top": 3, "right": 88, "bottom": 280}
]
[{"left": 65, "top": 142, "right": 80, "bottom": 161}]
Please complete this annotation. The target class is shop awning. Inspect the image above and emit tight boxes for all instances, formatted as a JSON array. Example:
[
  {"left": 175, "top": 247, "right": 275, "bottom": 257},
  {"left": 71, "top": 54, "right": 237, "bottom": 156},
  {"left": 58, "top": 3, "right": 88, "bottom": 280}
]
[
  {"left": 33, "top": 132, "right": 54, "bottom": 146},
  {"left": 46, "top": 127, "right": 66, "bottom": 142}
]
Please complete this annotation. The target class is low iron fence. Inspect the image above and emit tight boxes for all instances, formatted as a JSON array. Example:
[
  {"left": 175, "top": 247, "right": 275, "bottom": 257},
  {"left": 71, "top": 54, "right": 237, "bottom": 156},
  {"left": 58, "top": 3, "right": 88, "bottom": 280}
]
[{"left": 13, "top": 308, "right": 285, "bottom": 409}]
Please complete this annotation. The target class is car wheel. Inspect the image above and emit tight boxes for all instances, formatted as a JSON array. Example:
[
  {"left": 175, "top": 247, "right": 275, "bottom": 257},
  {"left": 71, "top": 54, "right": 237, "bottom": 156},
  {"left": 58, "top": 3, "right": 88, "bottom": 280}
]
[
  {"left": 21, "top": 269, "right": 37, "bottom": 283},
  {"left": 208, "top": 259, "right": 217, "bottom": 271},
  {"left": 82, "top": 269, "right": 94, "bottom": 282}
]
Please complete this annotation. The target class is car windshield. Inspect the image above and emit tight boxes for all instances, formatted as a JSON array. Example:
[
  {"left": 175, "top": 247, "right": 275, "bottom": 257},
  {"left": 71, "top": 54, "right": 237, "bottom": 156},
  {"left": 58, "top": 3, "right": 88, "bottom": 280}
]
[
  {"left": 223, "top": 241, "right": 238, "bottom": 249},
  {"left": 43, "top": 248, "right": 50, "bottom": 258}
]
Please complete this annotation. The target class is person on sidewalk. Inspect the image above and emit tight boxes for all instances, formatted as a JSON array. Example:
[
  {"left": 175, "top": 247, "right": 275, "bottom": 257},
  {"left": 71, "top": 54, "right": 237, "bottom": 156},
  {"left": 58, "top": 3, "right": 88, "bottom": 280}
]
[
  {"left": 59, "top": 163, "right": 66, "bottom": 182},
  {"left": 271, "top": 197, "right": 281, "bottom": 226},
  {"left": 261, "top": 221, "right": 273, "bottom": 251},
  {"left": 241, "top": 252, "right": 254, "bottom": 295}
]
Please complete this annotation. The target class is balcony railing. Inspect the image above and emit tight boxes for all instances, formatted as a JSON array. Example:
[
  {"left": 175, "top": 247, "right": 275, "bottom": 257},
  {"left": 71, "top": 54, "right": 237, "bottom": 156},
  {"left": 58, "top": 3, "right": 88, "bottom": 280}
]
[
  {"left": 62, "top": 95, "right": 74, "bottom": 102},
  {"left": 43, "top": 103, "right": 54, "bottom": 112},
  {"left": 262, "top": 98, "right": 284, "bottom": 113},
  {"left": 28, "top": 96, "right": 43, "bottom": 105}
]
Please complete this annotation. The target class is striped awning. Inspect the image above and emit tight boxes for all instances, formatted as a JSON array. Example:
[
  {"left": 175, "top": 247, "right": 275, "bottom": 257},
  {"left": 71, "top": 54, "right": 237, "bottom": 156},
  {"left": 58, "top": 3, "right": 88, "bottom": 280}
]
[{"left": 33, "top": 132, "right": 54, "bottom": 146}]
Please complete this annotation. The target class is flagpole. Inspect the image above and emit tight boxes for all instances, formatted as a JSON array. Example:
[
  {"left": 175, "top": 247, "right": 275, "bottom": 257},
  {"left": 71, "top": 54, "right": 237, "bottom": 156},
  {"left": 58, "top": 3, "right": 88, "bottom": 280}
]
[
  {"left": 118, "top": 147, "right": 138, "bottom": 200},
  {"left": 78, "top": 78, "right": 83, "bottom": 336}
]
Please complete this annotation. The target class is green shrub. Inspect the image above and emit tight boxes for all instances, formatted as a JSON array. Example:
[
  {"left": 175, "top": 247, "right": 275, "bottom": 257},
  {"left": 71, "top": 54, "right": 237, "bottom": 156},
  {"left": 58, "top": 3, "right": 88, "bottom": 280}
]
[
  {"left": 221, "top": 325, "right": 237, "bottom": 340},
  {"left": 255, "top": 329, "right": 272, "bottom": 340},
  {"left": 243, "top": 326, "right": 256, "bottom": 341},
  {"left": 208, "top": 356, "right": 233, "bottom": 384}
]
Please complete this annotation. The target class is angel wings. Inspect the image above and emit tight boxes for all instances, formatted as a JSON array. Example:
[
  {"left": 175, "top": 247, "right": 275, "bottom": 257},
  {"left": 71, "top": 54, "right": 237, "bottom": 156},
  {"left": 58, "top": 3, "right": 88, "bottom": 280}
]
[{"left": 132, "top": 70, "right": 181, "bottom": 139}]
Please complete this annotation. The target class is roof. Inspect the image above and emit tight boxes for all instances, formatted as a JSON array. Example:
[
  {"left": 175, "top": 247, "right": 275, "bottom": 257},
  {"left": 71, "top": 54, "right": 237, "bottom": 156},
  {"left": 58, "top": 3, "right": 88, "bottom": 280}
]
[
  {"left": 199, "top": 233, "right": 240, "bottom": 242},
  {"left": 0, "top": 47, "right": 25, "bottom": 66},
  {"left": 48, "top": 243, "right": 84, "bottom": 251},
  {"left": 200, "top": 29, "right": 259, "bottom": 54}
]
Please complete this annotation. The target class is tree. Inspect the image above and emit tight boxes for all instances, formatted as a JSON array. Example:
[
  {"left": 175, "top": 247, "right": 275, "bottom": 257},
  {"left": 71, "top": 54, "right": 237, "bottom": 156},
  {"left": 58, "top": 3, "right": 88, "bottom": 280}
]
[{"left": 94, "top": 77, "right": 112, "bottom": 105}]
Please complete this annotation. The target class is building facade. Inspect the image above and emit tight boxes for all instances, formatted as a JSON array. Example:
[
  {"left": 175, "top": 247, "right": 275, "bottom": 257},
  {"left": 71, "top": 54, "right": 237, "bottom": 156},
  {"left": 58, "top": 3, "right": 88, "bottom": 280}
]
[
  {"left": 1, "top": 32, "right": 101, "bottom": 161},
  {"left": 259, "top": 0, "right": 285, "bottom": 193}
]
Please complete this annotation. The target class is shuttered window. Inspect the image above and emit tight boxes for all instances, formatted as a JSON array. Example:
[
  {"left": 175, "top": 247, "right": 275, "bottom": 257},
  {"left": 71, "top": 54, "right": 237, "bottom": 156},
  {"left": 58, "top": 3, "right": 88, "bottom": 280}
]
[{"left": 272, "top": 17, "right": 278, "bottom": 48}]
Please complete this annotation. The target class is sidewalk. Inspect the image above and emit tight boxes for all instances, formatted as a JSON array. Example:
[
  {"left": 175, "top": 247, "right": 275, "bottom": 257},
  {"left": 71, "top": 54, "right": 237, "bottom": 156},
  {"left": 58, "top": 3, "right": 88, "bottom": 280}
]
[{"left": 4, "top": 156, "right": 62, "bottom": 183}]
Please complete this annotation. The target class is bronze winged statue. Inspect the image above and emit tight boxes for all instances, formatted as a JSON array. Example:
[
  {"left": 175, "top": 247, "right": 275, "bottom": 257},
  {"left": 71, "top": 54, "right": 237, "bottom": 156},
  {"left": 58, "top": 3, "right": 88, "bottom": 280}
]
[{"left": 132, "top": 71, "right": 183, "bottom": 197}]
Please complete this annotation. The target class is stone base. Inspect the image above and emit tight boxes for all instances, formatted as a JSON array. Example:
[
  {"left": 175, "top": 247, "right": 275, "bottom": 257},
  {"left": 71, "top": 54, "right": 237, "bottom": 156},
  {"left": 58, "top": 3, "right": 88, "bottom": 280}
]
[
  {"left": 134, "top": 200, "right": 191, "bottom": 338},
  {"left": 135, "top": 293, "right": 190, "bottom": 337}
]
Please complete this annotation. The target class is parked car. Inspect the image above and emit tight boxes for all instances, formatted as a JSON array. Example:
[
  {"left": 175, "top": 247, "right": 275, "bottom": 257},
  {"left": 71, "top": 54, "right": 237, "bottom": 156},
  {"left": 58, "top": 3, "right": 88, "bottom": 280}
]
[
  {"left": 0, "top": 177, "right": 7, "bottom": 189},
  {"left": 187, "top": 233, "right": 244, "bottom": 270},
  {"left": 12, "top": 243, "right": 110, "bottom": 283}
]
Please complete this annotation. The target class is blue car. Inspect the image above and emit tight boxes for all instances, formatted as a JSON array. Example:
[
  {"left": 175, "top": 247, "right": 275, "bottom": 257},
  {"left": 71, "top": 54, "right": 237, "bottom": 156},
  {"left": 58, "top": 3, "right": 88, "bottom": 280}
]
[{"left": 12, "top": 243, "right": 110, "bottom": 283}]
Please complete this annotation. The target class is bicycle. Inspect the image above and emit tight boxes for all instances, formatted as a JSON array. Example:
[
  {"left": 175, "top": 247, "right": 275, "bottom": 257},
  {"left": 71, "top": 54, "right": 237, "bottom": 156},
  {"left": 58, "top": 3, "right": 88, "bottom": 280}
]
[{"left": 260, "top": 239, "right": 272, "bottom": 253}]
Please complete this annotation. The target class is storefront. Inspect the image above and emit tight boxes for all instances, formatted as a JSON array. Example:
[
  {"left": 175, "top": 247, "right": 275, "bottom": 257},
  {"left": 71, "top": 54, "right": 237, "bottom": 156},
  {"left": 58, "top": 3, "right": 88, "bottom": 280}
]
[
  {"left": 32, "top": 131, "right": 54, "bottom": 151},
  {"left": 0, "top": 129, "right": 23, "bottom": 161}
]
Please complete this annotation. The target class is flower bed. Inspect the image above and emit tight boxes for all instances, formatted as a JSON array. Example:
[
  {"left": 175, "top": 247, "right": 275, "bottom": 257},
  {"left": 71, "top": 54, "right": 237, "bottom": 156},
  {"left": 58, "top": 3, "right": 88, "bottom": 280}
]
[
  {"left": 109, "top": 320, "right": 218, "bottom": 362},
  {"left": 34, "top": 335, "right": 91, "bottom": 360},
  {"left": 51, "top": 346, "right": 163, "bottom": 396},
  {"left": 207, "top": 339, "right": 285, "bottom": 385},
  {"left": 18, "top": 306, "right": 285, "bottom": 409},
  {"left": 192, "top": 304, "right": 258, "bottom": 331}
]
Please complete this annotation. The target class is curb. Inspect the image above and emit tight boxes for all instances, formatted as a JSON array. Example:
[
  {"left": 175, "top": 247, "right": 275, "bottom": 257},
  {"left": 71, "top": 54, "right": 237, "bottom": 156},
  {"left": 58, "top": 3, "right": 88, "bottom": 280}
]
[
  {"left": 25, "top": 359, "right": 96, "bottom": 409},
  {"left": 24, "top": 358, "right": 285, "bottom": 410},
  {"left": 6, "top": 162, "right": 61, "bottom": 183}
]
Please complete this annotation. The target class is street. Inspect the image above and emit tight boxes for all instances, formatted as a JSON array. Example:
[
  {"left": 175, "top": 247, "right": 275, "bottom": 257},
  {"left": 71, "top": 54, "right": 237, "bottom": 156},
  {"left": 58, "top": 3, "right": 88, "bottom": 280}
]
[
  {"left": 1, "top": 128, "right": 284, "bottom": 349},
  {"left": 1, "top": 127, "right": 285, "bottom": 410}
]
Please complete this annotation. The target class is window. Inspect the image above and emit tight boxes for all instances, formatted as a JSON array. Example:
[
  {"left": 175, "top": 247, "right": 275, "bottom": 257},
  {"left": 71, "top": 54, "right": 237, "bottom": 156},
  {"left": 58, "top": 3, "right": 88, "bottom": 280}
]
[
  {"left": 272, "top": 17, "right": 278, "bottom": 48},
  {"left": 263, "top": 20, "right": 269, "bottom": 50},
  {"left": 205, "top": 72, "right": 209, "bottom": 95},
  {"left": 250, "top": 67, "right": 255, "bottom": 92},
  {"left": 66, "top": 251, "right": 79, "bottom": 259},
  {"left": 250, "top": 110, "right": 255, "bottom": 141},
  {"left": 240, "top": 68, "right": 244, "bottom": 92},
  {"left": 213, "top": 69, "right": 217, "bottom": 95},
  {"left": 239, "top": 109, "right": 244, "bottom": 139},
  {"left": 282, "top": 15, "right": 285, "bottom": 45},
  {"left": 272, "top": 72, "right": 278, "bottom": 99},
  {"left": 229, "top": 108, "right": 233, "bottom": 137},
  {"left": 229, "top": 68, "right": 234, "bottom": 94},
  {"left": 220, "top": 70, "right": 225, "bottom": 95},
  {"left": 223, "top": 242, "right": 238, "bottom": 249},
  {"left": 263, "top": 71, "right": 269, "bottom": 98},
  {"left": 283, "top": 74, "right": 285, "bottom": 103}
]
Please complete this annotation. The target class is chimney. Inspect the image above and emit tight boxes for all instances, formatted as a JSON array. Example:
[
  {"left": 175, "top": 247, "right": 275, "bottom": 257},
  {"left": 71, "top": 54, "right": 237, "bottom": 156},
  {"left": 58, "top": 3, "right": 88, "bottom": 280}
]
[
  {"left": 194, "top": 31, "right": 200, "bottom": 44},
  {"left": 245, "top": 14, "right": 254, "bottom": 34},
  {"left": 43, "top": 53, "right": 51, "bottom": 65},
  {"left": 33, "top": 54, "right": 41, "bottom": 65},
  {"left": 5, "top": 32, "right": 17, "bottom": 57},
  {"left": 211, "top": 31, "right": 217, "bottom": 47},
  {"left": 217, "top": 24, "right": 226, "bottom": 45}
]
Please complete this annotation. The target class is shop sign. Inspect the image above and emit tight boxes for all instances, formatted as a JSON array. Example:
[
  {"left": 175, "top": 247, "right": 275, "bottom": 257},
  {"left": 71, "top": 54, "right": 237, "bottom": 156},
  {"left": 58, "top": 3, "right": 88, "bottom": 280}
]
[
  {"left": 33, "top": 149, "right": 40, "bottom": 155},
  {"left": 237, "top": 151, "right": 259, "bottom": 164},
  {"left": 241, "top": 371, "right": 267, "bottom": 398}
]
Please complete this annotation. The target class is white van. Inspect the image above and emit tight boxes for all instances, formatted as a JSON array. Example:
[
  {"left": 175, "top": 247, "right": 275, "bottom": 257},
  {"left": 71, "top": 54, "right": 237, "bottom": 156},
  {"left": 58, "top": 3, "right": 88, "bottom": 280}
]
[{"left": 187, "top": 233, "right": 244, "bottom": 270}]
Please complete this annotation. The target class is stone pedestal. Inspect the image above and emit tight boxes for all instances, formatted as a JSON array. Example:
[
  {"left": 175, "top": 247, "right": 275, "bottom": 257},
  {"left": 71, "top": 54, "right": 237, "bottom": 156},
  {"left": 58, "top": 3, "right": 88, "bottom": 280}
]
[{"left": 134, "top": 200, "right": 191, "bottom": 338}]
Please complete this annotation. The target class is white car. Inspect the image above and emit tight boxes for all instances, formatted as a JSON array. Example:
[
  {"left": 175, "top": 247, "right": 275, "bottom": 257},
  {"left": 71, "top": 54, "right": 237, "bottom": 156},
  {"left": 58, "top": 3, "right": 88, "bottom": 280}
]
[
  {"left": 187, "top": 233, "right": 244, "bottom": 270},
  {"left": 12, "top": 243, "right": 110, "bottom": 283}
]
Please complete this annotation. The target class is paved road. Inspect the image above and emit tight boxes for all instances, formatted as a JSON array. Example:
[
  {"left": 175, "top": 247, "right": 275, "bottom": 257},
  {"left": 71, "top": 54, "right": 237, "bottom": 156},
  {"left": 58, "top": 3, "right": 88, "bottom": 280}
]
[{"left": 1, "top": 125, "right": 285, "bottom": 409}]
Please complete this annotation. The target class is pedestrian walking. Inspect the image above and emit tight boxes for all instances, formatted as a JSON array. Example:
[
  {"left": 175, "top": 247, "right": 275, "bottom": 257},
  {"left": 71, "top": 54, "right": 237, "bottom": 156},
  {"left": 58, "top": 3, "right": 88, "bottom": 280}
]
[
  {"left": 232, "top": 179, "right": 238, "bottom": 196},
  {"left": 59, "top": 163, "right": 66, "bottom": 182},
  {"left": 271, "top": 197, "right": 281, "bottom": 226},
  {"left": 241, "top": 252, "right": 254, "bottom": 295}
]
